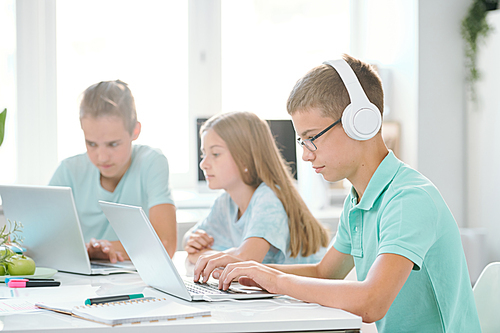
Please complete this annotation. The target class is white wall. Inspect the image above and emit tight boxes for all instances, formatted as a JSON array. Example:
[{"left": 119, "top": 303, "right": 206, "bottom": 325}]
[
  {"left": 353, "top": 0, "right": 469, "bottom": 228},
  {"left": 417, "top": 0, "right": 470, "bottom": 228},
  {"left": 467, "top": 10, "right": 500, "bottom": 262},
  {"left": 351, "top": 0, "right": 419, "bottom": 169}
]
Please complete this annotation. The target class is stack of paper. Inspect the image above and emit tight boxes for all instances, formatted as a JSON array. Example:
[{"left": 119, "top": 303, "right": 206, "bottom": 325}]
[{"left": 37, "top": 297, "right": 210, "bottom": 326}]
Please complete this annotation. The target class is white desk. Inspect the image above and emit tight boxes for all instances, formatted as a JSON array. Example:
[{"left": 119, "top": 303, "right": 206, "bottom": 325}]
[{"left": 0, "top": 253, "right": 361, "bottom": 333}]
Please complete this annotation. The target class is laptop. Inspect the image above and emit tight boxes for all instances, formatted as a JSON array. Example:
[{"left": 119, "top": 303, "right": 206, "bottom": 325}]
[
  {"left": 99, "top": 200, "right": 278, "bottom": 301},
  {"left": 0, "top": 185, "right": 136, "bottom": 275}
]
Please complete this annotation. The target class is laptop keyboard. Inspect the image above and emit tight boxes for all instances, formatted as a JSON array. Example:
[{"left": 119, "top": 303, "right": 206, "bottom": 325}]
[
  {"left": 91, "top": 260, "right": 136, "bottom": 270},
  {"left": 90, "top": 263, "right": 114, "bottom": 269},
  {"left": 184, "top": 280, "right": 237, "bottom": 295}
]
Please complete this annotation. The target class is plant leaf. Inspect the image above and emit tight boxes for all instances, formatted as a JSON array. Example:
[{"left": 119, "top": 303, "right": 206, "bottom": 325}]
[
  {"left": 460, "top": 0, "right": 495, "bottom": 103},
  {"left": 0, "top": 108, "right": 6, "bottom": 146}
]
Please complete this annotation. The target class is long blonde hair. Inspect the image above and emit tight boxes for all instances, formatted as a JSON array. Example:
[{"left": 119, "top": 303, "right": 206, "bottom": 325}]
[{"left": 201, "top": 111, "right": 329, "bottom": 257}]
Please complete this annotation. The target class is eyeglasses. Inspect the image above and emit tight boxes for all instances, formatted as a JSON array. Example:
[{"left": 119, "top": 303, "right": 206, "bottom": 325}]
[{"left": 296, "top": 118, "right": 341, "bottom": 152}]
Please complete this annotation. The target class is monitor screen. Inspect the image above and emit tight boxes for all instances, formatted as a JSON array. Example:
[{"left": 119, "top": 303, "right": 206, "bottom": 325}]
[{"left": 197, "top": 118, "right": 297, "bottom": 181}]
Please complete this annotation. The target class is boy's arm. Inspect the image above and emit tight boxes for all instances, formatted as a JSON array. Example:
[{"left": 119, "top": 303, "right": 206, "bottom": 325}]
[
  {"left": 217, "top": 252, "right": 413, "bottom": 323},
  {"left": 194, "top": 245, "right": 353, "bottom": 281},
  {"left": 149, "top": 203, "right": 177, "bottom": 258},
  {"left": 266, "top": 246, "right": 355, "bottom": 279}
]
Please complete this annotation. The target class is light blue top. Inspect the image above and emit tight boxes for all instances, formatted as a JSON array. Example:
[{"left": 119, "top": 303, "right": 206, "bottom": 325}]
[
  {"left": 49, "top": 145, "right": 174, "bottom": 242},
  {"left": 193, "top": 182, "right": 326, "bottom": 264},
  {"left": 333, "top": 151, "right": 480, "bottom": 333}
]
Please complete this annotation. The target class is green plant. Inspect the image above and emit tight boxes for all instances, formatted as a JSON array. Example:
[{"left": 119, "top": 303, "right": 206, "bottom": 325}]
[
  {"left": 0, "top": 108, "right": 6, "bottom": 146},
  {"left": 0, "top": 220, "right": 25, "bottom": 271},
  {"left": 461, "top": 0, "right": 498, "bottom": 101}
]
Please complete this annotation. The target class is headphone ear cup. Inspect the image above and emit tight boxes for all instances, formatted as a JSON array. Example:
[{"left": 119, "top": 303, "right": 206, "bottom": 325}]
[
  {"left": 341, "top": 104, "right": 382, "bottom": 141},
  {"left": 323, "top": 59, "right": 383, "bottom": 141}
]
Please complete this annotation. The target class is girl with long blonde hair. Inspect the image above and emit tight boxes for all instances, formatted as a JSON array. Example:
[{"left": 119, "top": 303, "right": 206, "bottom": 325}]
[{"left": 184, "top": 111, "right": 329, "bottom": 265}]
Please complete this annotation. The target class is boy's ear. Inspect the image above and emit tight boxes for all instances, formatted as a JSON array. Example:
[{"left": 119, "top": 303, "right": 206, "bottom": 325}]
[{"left": 132, "top": 122, "right": 141, "bottom": 140}]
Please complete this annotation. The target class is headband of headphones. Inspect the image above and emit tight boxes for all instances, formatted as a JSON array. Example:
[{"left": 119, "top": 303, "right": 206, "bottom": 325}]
[{"left": 323, "top": 59, "right": 382, "bottom": 141}]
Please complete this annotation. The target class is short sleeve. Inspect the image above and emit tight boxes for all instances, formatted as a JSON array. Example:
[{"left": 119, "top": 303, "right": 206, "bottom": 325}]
[
  {"left": 241, "top": 187, "right": 289, "bottom": 262},
  {"left": 333, "top": 208, "right": 352, "bottom": 255},
  {"left": 192, "top": 193, "right": 236, "bottom": 251},
  {"left": 48, "top": 162, "right": 73, "bottom": 187},
  {"left": 143, "top": 152, "right": 175, "bottom": 209},
  {"left": 378, "top": 188, "right": 438, "bottom": 270}
]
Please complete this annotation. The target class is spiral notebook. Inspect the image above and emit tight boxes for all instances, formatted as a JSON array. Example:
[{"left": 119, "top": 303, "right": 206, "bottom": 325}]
[{"left": 36, "top": 298, "right": 210, "bottom": 326}]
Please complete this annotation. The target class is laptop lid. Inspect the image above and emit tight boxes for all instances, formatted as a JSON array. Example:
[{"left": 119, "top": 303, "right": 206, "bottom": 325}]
[
  {"left": 99, "top": 200, "right": 276, "bottom": 301},
  {"left": 99, "top": 200, "right": 193, "bottom": 301},
  {"left": 0, "top": 185, "right": 133, "bottom": 275}
]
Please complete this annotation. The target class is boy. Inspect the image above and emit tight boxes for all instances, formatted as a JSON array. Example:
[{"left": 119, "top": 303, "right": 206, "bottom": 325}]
[
  {"left": 50, "top": 80, "right": 177, "bottom": 262},
  {"left": 193, "top": 55, "right": 480, "bottom": 332}
]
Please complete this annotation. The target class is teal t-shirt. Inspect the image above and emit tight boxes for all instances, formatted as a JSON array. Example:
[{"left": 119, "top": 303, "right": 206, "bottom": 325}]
[
  {"left": 49, "top": 145, "right": 174, "bottom": 242},
  {"left": 193, "top": 182, "right": 327, "bottom": 264},
  {"left": 333, "top": 151, "right": 480, "bottom": 333}
]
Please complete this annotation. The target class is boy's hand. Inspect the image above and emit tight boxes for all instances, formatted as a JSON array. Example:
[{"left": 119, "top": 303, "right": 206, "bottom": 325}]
[
  {"left": 194, "top": 252, "right": 283, "bottom": 294},
  {"left": 86, "top": 238, "right": 125, "bottom": 263},
  {"left": 184, "top": 229, "right": 214, "bottom": 254},
  {"left": 194, "top": 252, "right": 243, "bottom": 283},
  {"left": 217, "top": 261, "right": 284, "bottom": 294}
]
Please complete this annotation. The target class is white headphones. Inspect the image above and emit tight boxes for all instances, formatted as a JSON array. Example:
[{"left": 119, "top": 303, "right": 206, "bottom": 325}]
[{"left": 323, "top": 59, "right": 382, "bottom": 141}]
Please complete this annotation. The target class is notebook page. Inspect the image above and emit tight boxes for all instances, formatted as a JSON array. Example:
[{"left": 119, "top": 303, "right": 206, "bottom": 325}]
[{"left": 71, "top": 297, "right": 210, "bottom": 326}]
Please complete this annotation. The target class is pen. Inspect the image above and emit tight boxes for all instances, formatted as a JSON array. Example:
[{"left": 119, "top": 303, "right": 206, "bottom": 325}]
[
  {"left": 4, "top": 277, "right": 55, "bottom": 284},
  {"left": 85, "top": 293, "right": 146, "bottom": 305},
  {"left": 8, "top": 280, "right": 61, "bottom": 288},
  {"left": 85, "top": 297, "right": 156, "bottom": 305}
]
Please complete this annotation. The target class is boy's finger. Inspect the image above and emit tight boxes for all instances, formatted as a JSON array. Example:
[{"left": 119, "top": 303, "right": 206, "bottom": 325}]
[
  {"left": 194, "top": 255, "right": 211, "bottom": 282},
  {"left": 108, "top": 249, "right": 118, "bottom": 263},
  {"left": 212, "top": 268, "right": 224, "bottom": 279}
]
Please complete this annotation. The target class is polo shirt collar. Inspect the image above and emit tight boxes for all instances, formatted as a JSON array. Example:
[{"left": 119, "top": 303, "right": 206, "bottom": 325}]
[{"left": 352, "top": 150, "right": 401, "bottom": 211}]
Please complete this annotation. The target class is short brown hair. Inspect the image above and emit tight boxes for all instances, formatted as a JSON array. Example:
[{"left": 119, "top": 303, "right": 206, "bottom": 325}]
[
  {"left": 79, "top": 80, "right": 137, "bottom": 134},
  {"left": 286, "top": 54, "right": 384, "bottom": 120}
]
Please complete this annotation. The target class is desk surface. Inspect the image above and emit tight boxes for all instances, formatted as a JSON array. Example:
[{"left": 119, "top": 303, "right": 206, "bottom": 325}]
[{"left": 0, "top": 253, "right": 361, "bottom": 333}]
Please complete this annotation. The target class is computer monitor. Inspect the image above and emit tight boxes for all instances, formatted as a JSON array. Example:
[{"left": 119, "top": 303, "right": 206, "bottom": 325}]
[
  {"left": 266, "top": 119, "right": 298, "bottom": 180},
  {"left": 197, "top": 118, "right": 297, "bottom": 181}
]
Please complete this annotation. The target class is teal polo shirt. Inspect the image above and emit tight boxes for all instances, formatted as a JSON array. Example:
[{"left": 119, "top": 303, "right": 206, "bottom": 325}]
[
  {"left": 49, "top": 145, "right": 174, "bottom": 242},
  {"left": 333, "top": 151, "right": 480, "bottom": 333}
]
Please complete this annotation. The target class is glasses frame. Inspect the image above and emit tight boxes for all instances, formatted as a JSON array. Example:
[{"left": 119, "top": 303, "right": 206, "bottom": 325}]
[{"left": 297, "top": 118, "right": 341, "bottom": 152}]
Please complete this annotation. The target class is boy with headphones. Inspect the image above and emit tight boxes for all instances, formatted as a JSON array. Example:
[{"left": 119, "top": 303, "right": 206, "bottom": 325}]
[{"left": 193, "top": 55, "right": 480, "bottom": 332}]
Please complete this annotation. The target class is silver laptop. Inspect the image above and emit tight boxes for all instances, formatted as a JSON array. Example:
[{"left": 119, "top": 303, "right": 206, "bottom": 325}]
[
  {"left": 0, "top": 185, "right": 135, "bottom": 275},
  {"left": 99, "top": 200, "right": 278, "bottom": 301}
]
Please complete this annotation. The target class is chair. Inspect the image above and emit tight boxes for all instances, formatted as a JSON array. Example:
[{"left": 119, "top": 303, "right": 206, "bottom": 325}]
[{"left": 473, "top": 262, "right": 500, "bottom": 333}]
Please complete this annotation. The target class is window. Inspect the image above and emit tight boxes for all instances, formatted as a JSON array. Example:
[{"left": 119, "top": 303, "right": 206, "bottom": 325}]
[
  {"left": 221, "top": 0, "right": 350, "bottom": 119},
  {"left": 0, "top": 0, "right": 17, "bottom": 184},
  {"left": 9, "top": 1, "right": 351, "bottom": 190},
  {"left": 56, "top": 0, "right": 188, "bottom": 174},
  {"left": 220, "top": 0, "right": 350, "bottom": 210}
]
